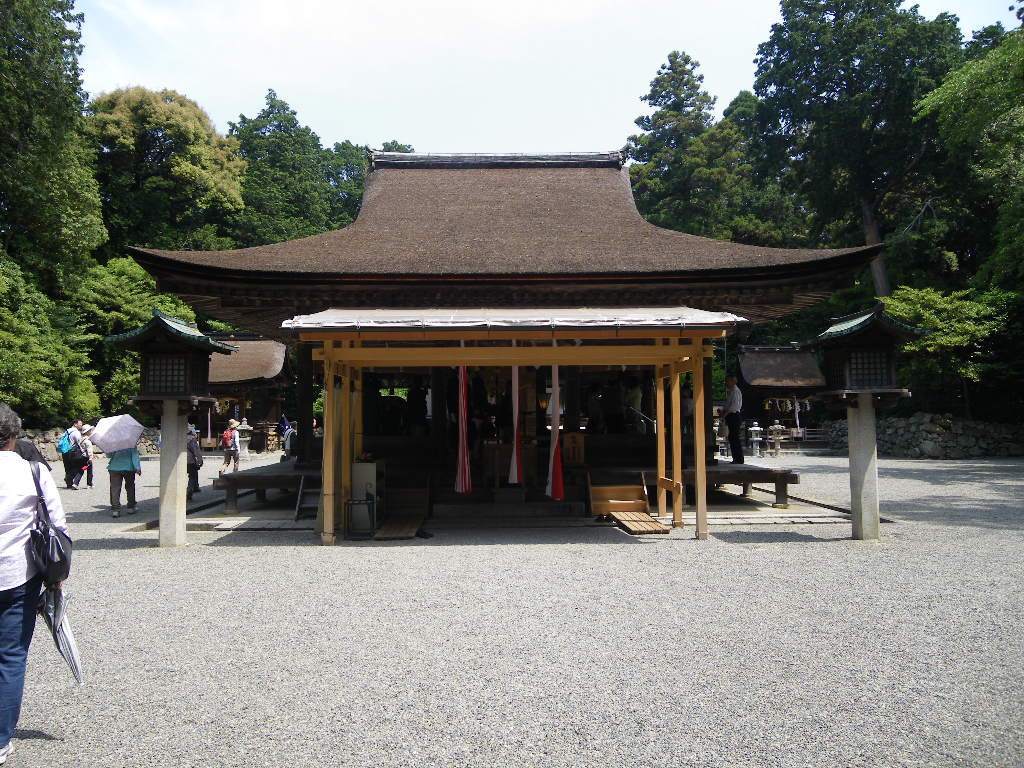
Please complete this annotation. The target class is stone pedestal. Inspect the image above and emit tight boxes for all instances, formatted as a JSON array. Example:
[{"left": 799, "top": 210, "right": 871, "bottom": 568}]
[
  {"left": 847, "top": 392, "right": 880, "bottom": 540},
  {"left": 159, "top": 400, "right": 188, "bottom": 547}
]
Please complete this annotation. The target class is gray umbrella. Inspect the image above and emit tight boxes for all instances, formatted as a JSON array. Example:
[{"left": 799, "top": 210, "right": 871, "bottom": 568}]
[{"left": 37, "top": 588, "right": 84, "bottom": 685}]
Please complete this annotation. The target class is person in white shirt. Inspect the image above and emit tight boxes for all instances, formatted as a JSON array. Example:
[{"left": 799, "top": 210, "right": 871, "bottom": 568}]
[
  {"left": 723, "top": 376, "right": 744, "bottom": 464},
  {"left": 0, "top": 402, "right": 70, "bottom": 764}
]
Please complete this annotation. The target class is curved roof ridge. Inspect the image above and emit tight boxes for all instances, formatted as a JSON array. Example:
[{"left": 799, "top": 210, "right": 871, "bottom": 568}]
[{"left": 370, "top": 150, "right": 624, "bottom": 169}]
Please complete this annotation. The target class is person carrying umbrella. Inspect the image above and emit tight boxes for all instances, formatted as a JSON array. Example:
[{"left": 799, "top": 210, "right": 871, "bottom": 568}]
[{"left": 0, "top": 402, "right": 70, "bottom": 765}]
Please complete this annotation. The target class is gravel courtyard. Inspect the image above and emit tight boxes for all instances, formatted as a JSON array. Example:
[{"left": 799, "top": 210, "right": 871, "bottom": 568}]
[{"left": 15, "top": 453, "right": 1024, "bottom": 767}]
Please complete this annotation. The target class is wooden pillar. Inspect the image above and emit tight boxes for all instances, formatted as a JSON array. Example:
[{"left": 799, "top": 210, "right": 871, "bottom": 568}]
[
  {"left": 340, "top": 361, "right": 353, "bottom": 537},
  {"left": 655, "top": 364, "right": 667, "bottom": 519},
  {"left": 320, "top": 349, "right": 337, "bottom": 544},
  {"left": 693, "top": 347, "right": 709, "bottom": 540},
  {"left": 671, "top": 358, "right": 683, "bottom": 528}
]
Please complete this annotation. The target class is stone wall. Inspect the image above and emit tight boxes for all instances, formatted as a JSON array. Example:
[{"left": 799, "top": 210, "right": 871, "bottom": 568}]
[
  {"left": 23, "top": 427, "right": 162, "bottom": 461},
  {"left": 824, "top": 412, "right": 1024, "bottom": 459}
]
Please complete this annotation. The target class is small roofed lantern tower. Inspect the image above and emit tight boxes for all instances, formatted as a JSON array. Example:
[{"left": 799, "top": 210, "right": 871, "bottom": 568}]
[
  {"left": 107, "top": 310, "right": 237, "bottom": 547},
  {"left": 811, "top": 303, "right": 925, "bottom": 540}
]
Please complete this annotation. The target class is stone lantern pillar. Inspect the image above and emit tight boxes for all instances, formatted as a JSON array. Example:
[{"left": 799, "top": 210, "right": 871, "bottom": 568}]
[
  {"left": 106, "top": 310, "right": 237, "bottom": 547},
  {"left": 810, "top": 304, "right": 926, "bottom": 540}
]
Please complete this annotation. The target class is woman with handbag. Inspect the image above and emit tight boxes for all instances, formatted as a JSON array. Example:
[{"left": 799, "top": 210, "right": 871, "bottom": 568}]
[{"left": 0, "top": 402, "right": 70, "bottom": 765}]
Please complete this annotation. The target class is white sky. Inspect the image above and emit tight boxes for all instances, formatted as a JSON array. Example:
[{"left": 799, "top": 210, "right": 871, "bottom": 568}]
[{"left": 76, "top": 0, "right": 1019, "bottom": 153}]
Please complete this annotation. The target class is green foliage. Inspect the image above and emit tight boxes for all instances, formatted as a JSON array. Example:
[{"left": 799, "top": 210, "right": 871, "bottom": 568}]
[
  {"left": 754, "top": 0, "right": 963, "bottom": 260},
  {"left": 628, "top": 55, "right": 808, "bottom": 245},
  {"left": 883, "top": 287, "right": 1017, "bottom": 418},
  {"left": 76, "top": 257, "right": 195, "bottom": 413},
  {"left": 0, "top": 0, "right": 106, "bottom": 291},
  {"left": 917, "top": 30, "right": 1024, "bottom": 289},
  {"left": 229, "top": 90, "right": 346, "bottom": 245},
  {"left": 86, "top": 87, "right": 244, "bottom": 258},
  {"left": 0, "top": 254, "right": 99, "bottom": 424}
]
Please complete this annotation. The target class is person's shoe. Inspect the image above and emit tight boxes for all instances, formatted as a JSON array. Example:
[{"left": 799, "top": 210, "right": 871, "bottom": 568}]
[
  {"left": 0, "top": 740, "right": 14, "bottom": 764},
  {"left": 127, "top": 505, "right": 137, "bottom": 515},
  {"left": 70, "top": 484, "right": 79, "bottom": 490},
  {"left": 111, "top": 508, "right": 120, "bottom": 518}
]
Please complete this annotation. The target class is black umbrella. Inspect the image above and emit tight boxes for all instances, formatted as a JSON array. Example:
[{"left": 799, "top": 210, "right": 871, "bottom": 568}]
[{"left": 37, "top": 588, "right": 84, "bottom": 685}]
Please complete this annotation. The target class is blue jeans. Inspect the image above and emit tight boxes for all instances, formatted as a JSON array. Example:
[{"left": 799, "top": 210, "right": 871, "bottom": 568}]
[{"left": 0, "top": 575, "right": 42, "bottom": 747}]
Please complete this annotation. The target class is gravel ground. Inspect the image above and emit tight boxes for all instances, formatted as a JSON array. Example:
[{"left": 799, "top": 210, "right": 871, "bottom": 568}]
[{"left": 14, "top": 453, "right": 1024, "bottom": 767}]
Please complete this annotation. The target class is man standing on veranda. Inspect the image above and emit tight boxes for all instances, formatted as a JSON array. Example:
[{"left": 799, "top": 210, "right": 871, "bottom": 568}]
[{"left": 723, "top": 376, "right": 744, "bottom": 465}]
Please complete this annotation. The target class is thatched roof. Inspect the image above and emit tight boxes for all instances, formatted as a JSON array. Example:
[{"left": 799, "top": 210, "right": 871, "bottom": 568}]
[
  {"left": 131, "top": 156, "right": 875, "bottom": 278},
  {"left": 208, "top": 338, "right": 287, "bottom": 386},
  {"left": 738, "top": 346, "right": 825, "bottom": 389},
  {"left": 127, "top": 152, "right": 881, "bottom": 336}
]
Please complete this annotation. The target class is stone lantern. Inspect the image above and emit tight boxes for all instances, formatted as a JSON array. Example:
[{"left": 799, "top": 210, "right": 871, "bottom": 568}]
[
  {"left": 810, "top": 303, "right": 926, "bottom": 540},
  {"left": 106, "top": 310, "right": 237, "bottom": 546}
]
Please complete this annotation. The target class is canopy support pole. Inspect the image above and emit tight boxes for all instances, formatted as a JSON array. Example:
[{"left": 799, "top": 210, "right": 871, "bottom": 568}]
[
  {"left": 693, "top": 345, "right": 709, "bottom": 540},
  {"left": 655, "top": 359, "right": 667, "bottom": 519},
  {"left": 320, "top": 347, "right": 337, "bottom": 544},
  {"left": 671, "top": 353, "right": 683, "bottom": 529}
]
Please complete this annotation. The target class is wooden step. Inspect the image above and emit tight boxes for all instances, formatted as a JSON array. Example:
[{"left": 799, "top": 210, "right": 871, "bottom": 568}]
[
  {"left": 589, "top": 485, "right": 646, "bottom": 501},
  {"left": 374, "top": 511, "right": 425, "bottom": 541},
  {"left": 592, "top": 499, "right": 650, "bottom": 515}
]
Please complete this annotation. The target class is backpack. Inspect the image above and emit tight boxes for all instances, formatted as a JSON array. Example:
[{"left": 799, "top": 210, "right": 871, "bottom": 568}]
[
  {"left": 221, "top": 428, "right": 235, "bottom": 450},
  {"left": 57, "top": 430, "right": 74, "bottom": 455}
]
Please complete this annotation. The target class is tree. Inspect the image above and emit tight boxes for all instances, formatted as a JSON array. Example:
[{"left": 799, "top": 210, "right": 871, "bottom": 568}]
[
  {"left": 0, "top": 0, "right": 106, "bottom": 291},
  {"left": 884, "top": 287, "right": 1013, "bottom": 419},
  {"left": 626, "top": 51, "right": 716, "bottom": 222},
  {"left": 0, "top": 253, "right": 99, "bottom": 424},
  {"left": 86, "top": 87, "right": 245, "bottom": 258},
  {"left": 916, "top": 29, "right": 1024, "bottom": 289},
  {"left": 76, "top": 257, "right": 196, "bottom": 413},
  {"left": 229, "top": 90, "right": 342, "bottom": 246},
  {"left": 754, "top": 0, "right": 963, "bottom": 295}
]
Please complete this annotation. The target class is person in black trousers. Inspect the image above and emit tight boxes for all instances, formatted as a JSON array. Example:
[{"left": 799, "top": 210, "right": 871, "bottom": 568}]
[{"left": 723, "top": 376, "right": 744, "bottom": 464}]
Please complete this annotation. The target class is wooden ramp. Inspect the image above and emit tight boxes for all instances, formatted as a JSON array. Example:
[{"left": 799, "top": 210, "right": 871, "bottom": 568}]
[
  {"left": 589, "top": 477, "right": 670, "bottom": 535},
  {"left": 373, "top": 485, "right": 430, "bottom": 541}
]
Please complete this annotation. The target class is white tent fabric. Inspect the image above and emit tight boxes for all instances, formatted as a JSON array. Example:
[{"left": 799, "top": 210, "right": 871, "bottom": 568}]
[{"left": 282, "top": 306, "right": 745, "bottom": 331}]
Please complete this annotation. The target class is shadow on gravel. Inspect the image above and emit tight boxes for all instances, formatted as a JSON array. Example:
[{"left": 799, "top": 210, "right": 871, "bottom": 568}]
[
  {"left": 13, "top": 729, "right": 62, "bottom": 742},
  {"left": 202, "top": 526, "right": 638, "bottom": 547},
  {"left": 712, "top": 530, "right": 839, "bottom": 544},
  {"left": 71, "top": 537, "right": 157, "bottom": 551}
]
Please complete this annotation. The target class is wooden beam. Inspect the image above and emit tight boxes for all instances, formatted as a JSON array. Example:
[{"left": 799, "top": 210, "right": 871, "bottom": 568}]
[
  {"left": 657, "top": 476, "right": 682, "bottom": 493},
  {"left": 693, "top": 344, "right": 709, "bottom": 541},
  {"left": 324, "top": 346, "right": 687, "bottom": 367}
]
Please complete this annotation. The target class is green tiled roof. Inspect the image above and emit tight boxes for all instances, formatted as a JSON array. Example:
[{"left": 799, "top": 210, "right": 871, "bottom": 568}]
[
  {"left": 815, "top": 303, "right": 928, "bottom": 343},
  {"left": 105, "top": 309, "right": 238, "bottom": 354}
]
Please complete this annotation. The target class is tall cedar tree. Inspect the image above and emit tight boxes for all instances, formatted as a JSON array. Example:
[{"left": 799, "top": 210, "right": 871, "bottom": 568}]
[{"left": 754, "top": 0, "right": 962, "bottom": 295}]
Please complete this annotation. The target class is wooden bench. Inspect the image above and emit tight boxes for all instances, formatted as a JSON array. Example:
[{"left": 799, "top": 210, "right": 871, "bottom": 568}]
[
  {"left": 213, "top": 463, "right": 315, "bottom": 512},
  {"left": 684, "top": 464, "right": 799, "bottom": 508}
]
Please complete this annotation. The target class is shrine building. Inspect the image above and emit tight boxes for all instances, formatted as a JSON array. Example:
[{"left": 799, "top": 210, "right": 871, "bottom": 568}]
[{"left": 127, "top": 151, "right": 881, "bottom": 543}]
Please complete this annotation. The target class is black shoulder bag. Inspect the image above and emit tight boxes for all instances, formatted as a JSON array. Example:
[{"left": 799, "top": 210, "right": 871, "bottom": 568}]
[{"left": 28, "top": 461, "right": 73, "bottom": 586}]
